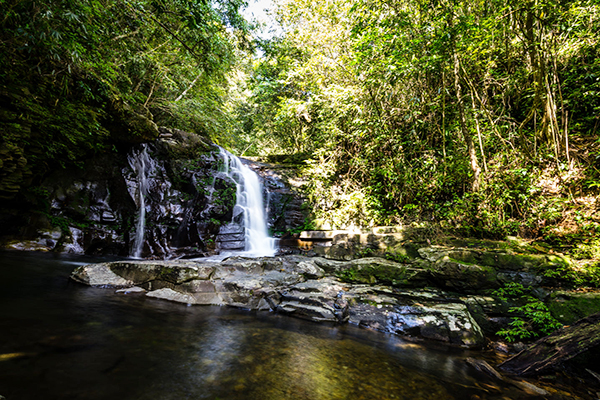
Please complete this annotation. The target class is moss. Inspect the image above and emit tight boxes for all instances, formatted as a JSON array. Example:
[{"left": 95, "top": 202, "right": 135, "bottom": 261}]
[
  {"left": 548, "top": 292, "right": 600, "bottom": 324},
  {"left": 336, "top": 264, "right": 411, "bottom": 286}
]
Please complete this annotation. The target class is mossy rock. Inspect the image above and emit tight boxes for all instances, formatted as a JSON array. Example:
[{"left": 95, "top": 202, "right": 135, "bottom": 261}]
[
  {"left": 420, "top": 246, "right": 573, "bottom": 274},
  {"left": 335, "top": 258, "right": 429, "bottom": 287},
  {"left": 547, "top": 291, "right": 600, "bottom": 324},
  {"left": 109, "top": 261, "right": 200, "bottom": 284},
  {"left": 158, "top": 127, "right": 213, "bottom": 159},
  {"left": 428, "top": 257, "right": 499, "bottom": 291}
]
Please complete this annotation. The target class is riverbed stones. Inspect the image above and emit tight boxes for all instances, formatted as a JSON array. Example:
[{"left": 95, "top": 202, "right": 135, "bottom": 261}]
[
  {"left": 69, "top": 239, "right": 598, "bottom": 349},
  {"left": 71, "top": 255, "right": 487, "bottom": 347}
]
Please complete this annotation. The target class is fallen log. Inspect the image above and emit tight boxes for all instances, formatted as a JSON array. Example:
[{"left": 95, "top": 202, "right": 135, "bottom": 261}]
[
  {"left": 465, "top": 357, "right": 550, "bottom": 395},
  {"left": 499, "top": 312, "right": 600, "bottom": 376}
]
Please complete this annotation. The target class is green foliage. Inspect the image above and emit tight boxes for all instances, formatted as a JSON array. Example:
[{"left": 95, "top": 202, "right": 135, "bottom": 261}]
[
  {"left": 47, "top": 215, "right": 71, "bottom": 236},
  {"left": 209, "top": 218, "right": 223, "bottom": 226},
  {"left": 539, "top": 260, "right": 600, "bottom": 288},
  {"left": 213, "top": 184, "right": 236, "bottom": 208},
  {"left": 493, "top": 283, "right": 563, "bottom": 342},
  {"left": 0, "top": 0, "right": 249, "bottom": 198},
  {"left": 233, "top": 0, "right": 600, "bottom": 240}
]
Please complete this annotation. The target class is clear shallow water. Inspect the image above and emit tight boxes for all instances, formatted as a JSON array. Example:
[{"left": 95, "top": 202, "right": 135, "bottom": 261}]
[{"left": 0, "top": 251, "right": 559, "bottom": 400}]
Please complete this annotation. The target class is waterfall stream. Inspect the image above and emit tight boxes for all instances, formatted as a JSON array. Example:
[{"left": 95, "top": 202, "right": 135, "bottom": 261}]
[
  {"left": 219, "top": 148, "right": 276, "bottom": 257},
  {"left": 126, "top": 144, "right": 274, "bottom": 259},
  {"left": 128, "top": 144, "right": 155, "bottom": 258}
]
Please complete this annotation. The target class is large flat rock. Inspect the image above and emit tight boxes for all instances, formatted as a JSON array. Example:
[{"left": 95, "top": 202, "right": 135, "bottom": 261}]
[{"left": 71, "top": 255, "right": 487, "bottom": 347}]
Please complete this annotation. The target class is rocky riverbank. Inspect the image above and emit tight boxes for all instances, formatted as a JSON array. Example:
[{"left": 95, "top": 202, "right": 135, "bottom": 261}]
[{"left": 71, "top": 240, "right": 600, "bottom": 349}]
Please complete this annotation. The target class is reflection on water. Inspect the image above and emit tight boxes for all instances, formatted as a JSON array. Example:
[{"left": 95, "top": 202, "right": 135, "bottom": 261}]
[{"left": 0, "top": 251, "right": 555, "bottom": 399}]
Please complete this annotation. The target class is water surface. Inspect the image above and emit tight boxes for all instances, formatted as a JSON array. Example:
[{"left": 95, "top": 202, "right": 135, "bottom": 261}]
[{"left": 0, "top": 251, "right": 567, "bottom": 399}]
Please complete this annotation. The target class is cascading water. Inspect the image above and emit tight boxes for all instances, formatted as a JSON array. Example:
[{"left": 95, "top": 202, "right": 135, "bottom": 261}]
[
  {"left": 128, "top": 144, "right": 155, "bottom": 258},
  {"left": 219, "top": 148, "right": 276, "bottom": 257}
]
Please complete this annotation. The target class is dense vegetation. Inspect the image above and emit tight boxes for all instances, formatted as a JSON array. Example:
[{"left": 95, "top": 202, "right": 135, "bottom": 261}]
[
  {"left": 2, "top": 0, "right": 600, "bottom": 256},
  {"left": 0, "top": 0, "right": 249, "bottom": 200},
  {"left": 235, "top": 0, "right": 600, "bottom": 248}
]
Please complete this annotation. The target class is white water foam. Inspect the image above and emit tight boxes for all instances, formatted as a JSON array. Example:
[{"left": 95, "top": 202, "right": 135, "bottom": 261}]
[
  {"left": 218, "top": 148, "right": 276, "bottom": 257},
  {"left": 128, "top": 144, "right": 155, "bottom": 258}
]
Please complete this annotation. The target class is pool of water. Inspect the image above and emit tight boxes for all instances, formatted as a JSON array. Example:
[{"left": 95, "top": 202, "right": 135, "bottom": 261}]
[{"left": 0, "top": 251, "right": 570, "bottom": 399}]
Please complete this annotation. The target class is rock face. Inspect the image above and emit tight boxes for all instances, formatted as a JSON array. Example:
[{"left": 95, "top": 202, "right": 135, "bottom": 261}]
[
  {"left": 252, "top": 162, "right": 308, "bottom": 236},
  {"left": 1, "top": 128, "right": 307, "bottom": 258},
  {"left": 38, "top": 129, "right": 235, "bottom": 258},
  {"left": 72, "top": 254, "right": 492, "bottom": 348}
]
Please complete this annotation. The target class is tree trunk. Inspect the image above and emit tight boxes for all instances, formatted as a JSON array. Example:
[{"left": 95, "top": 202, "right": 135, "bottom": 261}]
[{"left": 453, "top": 49, "right": 480, "bottom": 190}]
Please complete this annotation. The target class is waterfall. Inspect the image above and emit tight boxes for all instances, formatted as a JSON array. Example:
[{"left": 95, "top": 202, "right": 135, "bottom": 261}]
[
  {"left": 219, "top": 148, "right": 276, "bottom": 257},
  {"left": 128, "top": 144, "right": 155, "bottom": 258}
]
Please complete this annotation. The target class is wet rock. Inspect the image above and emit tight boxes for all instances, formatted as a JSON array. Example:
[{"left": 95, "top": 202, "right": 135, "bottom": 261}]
[
  {"left": 253, "top": 162, "right": 308, "bottom": 234},
  {"left": 5, "top": 228, "right": 63, "bottom": 252},
  {"left": 276, "top": 278, "right": 350, "bottom": 322},
  {"left": 69, "top": 255, "right": 504, "bottom": 348},
  {"left": 346, "top": 287, "right": 485, "bottom": 347},
  {"left": 147, "top": 288, "right": 197, "bottom": 304},
  {"left": 177, "top": 280, "right": 223, "bottom": 304},
  {"left": 108, "top": 260, "right": 212, "bottom": 284},
  {"left": 459, "top": 295, "right": 508, "bottom": 336},
  {"left": 1, "top": 129, "right": 244, "bottom": 258},
  {"left": 62, "top": 227, "right": 85, "bottom": 254},
  {"left": 71, "top": 263, "right": 133, "bottom": 288},
  {"left": 496, "top": 271, "right": 542, "bottom": 287},
  {"left": 5, "top": 240, "right": 53, "bottom": 252},
  {"left": 116, "top": 286, "right": 146, "bottom": 294},
  {"left": 295, "top": 260, "right": 325, "bottom": 279}
]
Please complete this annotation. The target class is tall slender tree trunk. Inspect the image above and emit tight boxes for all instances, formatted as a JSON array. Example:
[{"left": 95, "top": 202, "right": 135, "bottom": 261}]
[{"left": 451, "top": 31, "right": 480, "bottom": 190}]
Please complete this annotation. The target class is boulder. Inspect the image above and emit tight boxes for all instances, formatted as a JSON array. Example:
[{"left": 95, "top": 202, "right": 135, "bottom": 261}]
[
  {"left": 276, "top": 278, "right": 350, "bottom": 322},
  {"left": 346, "top": 286, "right": 485, "bottom": 347},
  {"left": 71, "top": 263, "right": 133, "bottom": 288}
]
